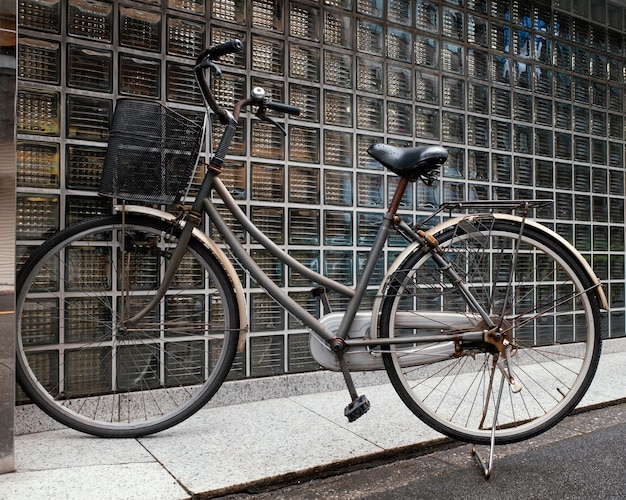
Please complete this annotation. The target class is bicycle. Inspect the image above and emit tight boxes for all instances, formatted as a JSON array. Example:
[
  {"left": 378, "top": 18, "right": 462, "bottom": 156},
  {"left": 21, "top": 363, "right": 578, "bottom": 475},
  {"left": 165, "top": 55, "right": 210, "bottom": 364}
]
[{"left": 16, "top": 40, "right": 606, "bottom": 477}]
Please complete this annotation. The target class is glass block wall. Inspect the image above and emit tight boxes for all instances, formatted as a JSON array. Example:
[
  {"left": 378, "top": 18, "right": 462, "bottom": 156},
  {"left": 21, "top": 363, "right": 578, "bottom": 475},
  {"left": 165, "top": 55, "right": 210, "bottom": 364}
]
[{"left": 16, "top": 0, "right": 626, "bottom": 381}]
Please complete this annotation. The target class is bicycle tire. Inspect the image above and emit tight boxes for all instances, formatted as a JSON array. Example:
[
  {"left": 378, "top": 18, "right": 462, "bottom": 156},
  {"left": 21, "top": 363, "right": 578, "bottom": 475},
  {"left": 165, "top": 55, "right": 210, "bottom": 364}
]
[
  {"left": 380, "top": 217, "right": 602, "bottom": 445},
  {"left": 16, "top": 213, "right": 240, "bottom": 438}
]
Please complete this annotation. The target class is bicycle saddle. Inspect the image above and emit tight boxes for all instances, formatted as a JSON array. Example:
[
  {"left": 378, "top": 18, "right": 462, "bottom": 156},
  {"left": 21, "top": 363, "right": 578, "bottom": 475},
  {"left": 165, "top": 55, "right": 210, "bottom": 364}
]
[{"left": 367, "top": 143, "right": 448, "bottom": 182}]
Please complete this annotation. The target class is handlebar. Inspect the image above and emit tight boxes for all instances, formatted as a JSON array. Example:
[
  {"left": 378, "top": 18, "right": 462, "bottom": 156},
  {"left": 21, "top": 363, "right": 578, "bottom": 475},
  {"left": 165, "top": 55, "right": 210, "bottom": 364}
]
[{"left": 194, "top": 39, "right": 301, "bottom": 124}]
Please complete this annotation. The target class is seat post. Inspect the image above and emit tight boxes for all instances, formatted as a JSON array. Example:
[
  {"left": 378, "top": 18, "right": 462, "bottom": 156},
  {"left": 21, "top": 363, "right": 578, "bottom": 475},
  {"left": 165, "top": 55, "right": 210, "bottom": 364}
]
[{"left": 388, "top": 177, "right": 410, "bottom": 215}]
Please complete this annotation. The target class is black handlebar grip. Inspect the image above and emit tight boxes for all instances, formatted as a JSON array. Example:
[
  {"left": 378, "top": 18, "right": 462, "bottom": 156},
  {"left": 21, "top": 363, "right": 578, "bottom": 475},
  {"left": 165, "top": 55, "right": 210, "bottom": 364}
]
[
  {"left": 207, "top": 39, "right": 243, "bottom": 59},
  {"left": 267, "top": 102, "right": 301, "bottom": 116}
]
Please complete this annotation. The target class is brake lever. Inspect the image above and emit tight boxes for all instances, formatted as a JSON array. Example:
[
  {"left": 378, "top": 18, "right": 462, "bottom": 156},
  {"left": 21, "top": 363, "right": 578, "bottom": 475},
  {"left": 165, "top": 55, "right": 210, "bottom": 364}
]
[{"left": 256, "top": 109, "right": 286, "bottom": 136}]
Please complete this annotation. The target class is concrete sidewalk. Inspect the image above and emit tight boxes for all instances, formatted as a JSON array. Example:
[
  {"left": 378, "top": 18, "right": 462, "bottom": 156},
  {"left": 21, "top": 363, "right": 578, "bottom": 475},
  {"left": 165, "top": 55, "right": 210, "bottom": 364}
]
[{"left": 1, "top": 338, "right": 625, "bottom": 500}]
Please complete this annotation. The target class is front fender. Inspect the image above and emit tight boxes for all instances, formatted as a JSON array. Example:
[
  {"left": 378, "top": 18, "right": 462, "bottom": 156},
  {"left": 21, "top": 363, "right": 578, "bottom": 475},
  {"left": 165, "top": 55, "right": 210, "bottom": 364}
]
[
  {"left": 371, "top": 212, "right": 608, "bottom": 339},
  {"left": 114, "top": 205, "right": 249, "bottom": 352}
]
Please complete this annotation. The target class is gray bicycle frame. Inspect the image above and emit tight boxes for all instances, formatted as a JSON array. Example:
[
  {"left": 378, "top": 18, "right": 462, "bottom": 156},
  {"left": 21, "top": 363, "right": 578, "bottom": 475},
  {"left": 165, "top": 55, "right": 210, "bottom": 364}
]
[{"left": 202, "top": 170, "right": 494, "bottom": 347}]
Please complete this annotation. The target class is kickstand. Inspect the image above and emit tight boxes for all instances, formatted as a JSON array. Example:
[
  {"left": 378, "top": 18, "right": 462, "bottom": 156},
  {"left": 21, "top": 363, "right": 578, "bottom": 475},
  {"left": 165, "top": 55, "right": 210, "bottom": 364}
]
[{"left": 471, "top": 374, "right": 506, "bottom": 480}]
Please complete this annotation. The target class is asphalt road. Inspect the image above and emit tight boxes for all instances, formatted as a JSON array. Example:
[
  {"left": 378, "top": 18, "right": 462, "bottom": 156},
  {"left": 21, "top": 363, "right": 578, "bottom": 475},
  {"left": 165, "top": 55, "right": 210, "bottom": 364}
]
[{"left": 217, "top": 402, "right": 626, "bottom": 500}]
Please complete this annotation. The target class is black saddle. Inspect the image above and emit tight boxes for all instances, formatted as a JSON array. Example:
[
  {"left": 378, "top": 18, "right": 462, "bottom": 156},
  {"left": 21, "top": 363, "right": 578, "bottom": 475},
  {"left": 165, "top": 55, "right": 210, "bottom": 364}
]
[{"left": 367, "top": 143, "right": 448, "bottom": 182}]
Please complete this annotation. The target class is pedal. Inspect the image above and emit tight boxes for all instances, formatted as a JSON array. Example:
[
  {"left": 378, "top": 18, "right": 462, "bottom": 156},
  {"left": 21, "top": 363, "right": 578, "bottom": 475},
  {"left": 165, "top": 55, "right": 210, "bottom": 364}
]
[{"left": 344, "top": 395, "right": 370, "bottom": 422}]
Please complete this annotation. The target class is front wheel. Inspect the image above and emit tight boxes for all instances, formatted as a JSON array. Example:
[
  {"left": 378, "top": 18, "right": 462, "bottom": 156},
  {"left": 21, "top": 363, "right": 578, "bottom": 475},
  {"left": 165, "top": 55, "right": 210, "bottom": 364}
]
[
  {"left": 16, "top": 214, "right": 240, "bottom": 437},
  {"left": 380, "top": 217, "right": 602, "bottom": 445}
]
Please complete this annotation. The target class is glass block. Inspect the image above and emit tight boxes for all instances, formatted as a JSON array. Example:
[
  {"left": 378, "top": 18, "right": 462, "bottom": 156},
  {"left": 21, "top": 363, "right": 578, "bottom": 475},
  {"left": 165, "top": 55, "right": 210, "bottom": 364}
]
[
  {"left": 211, "top": 0, "right": 245, "bottom": 23},
  {"left": 592, "top": 139, "right": 607, "bottom": 165},
  {"left": 611, "top": 199, "right": 625, "bottom": 223},
  {"left": 467, "top": 15, "right": 488, "bottom": 47},
  {"left": 608, "top": 85, "right": 623, "bottom": 112},
  {"left": 415, "top": 70, "right": 438, "bottom": 104},
  {"left": 210, "top": 205, "right": 247, "bottom": 244},
  {"left": 592, "top": 82, "right": 607, "bottom": 108},
  {"left": 491, "top": 120, "right": 511, "bottom": 150},
  {"left": 591, "top": 53, "right": 607, "bottom": 80},
  {"left": 467, "top": 116, "right": 489, "bottom": 147},
  {"left": 388, "top": 0, "right": 413, "bottom": 26},
  {"left": 513, "top": 92, "right": 532, "bottom": 122},
  {"left": 607, "top": 29, "right": 623, "bottom": 55},
  {"left": 608, "top": 58, "right": 623, "bottom": 84},
  {"left": 492, "top": 153, "right": 511, "bottom": 182},
  {"left": 387, "top": 27, "right": 411, "bottom": 61},
  {"left": 324, "top": 11, "right": 352, "bottom": 48},
  {"left": 167, "top": 17, "right": 205, "bottom": 58},
  {"left": 251, "top": 163, "right": 284, "bottom": 201},
  {"left": 535, "top": 159, "right": 553, "bottom": 188},
  {"left": 16, "top": 141, "right": 59, "bottom": 188},
  {"left": 442, "top": 77, "right": 464, "bottom": 109},
  {"left": 592, "top": 110, "right": 607, "bottom": 136},
  {"left": 491, "top": 55, "right": 510, "bottom": 85},
  {"left": 573, "top": 77, "right": 590, "bottom": 104},
  {"left": 68, "top": 0, "right": 112, "bottom": 41},
  {"left": 467, "top": 83, "right": 488, "bottom": 114},
  {"left": 442, "top": 112, "right": 464, "bottom": 143},
  {"left": 609, "top": 142, "right": 623, "bottom": 167},
  {"left": 210, "top": 26, "right": 246, "bottom": 68},
  {"left": 388, "top": 65, "right": 412, "bottom": 99},
  {"left": 414, "top": 35, "right": 438, "bottom": 68},
  {"left": 66, "top": 95, "right": 111, "bottom": 141},
  {"left": 250, "top": 334, "right": 284, "bottom": 375},
  {"left": 324, "top": 210, "right": 353, "bottom": 246},
  {"left": 513, "top": 125, "right": 533, "bottom": 154},
  {"left": 19, "top": 38, "right": 60, "bottom": 84},
  {"left": 289, "top": 166, "right": 319, "bottom": 204},
  {"left": 65, "top": 348, "right": 111, "bottom": 396},
  {"left": 467, "top": 49, "right": 489, "bottom": 80},
  {"left": 575, "top": 196, "right": 591, "bottom": 222},
  {"left": 288, "top": 250, "right": 319, "bottom": 286},
  {"left": 572, "top": 17, "right": 589, "bottom": 45},
  {"left": 251, "top": 294, "right": 284, "bottom": 331},
  {"left": 358, "top": 0, "right": 383, "bottom": 17},
  {"left": 573, "top": 106, "right": 589, "bottom": 134},
  {"left": 65, "top": 145, "right": 105, "bottom": 191},
  {"left": 417, "top": 182, "right": 439, "bottom": 208},
  {"left": 252, "top": 36, "right": 284, "bottom": 75},
  {"left": 513, "top": 61, "right": 532, "bottom": 90},
  {"left": 357, "top": 212, "right": 380, "bottom": 246},
  {"left": 119, "top": 6, "right": 160, "bottom": 51},
  {"left": 21, "top": 298, "right": 59, "bottom": 346},
  {"left": 17, "top": 89, "right": 59, "bottom": 136},
  {"left": 19, "top": 0, "right": 61, "bottom": 32},
  {"left": 535, "top": 129, "right": 553, "bottom": 157},
  {"left": 252, "top": 207, "right": 284, "bottom": 245},
  {"left": 574, "top": 136, "right": 590, "bottom": 162},
  {"left": 287, "top": 333, "right": 319, "bottom": 372},
  {"left": 289, "top": 84, "right": 319, "bottom": 122},
  {"left": 290, "top": 2, "right": 319, "bottom": 40},
  {"left": 357, "top": 58, "right": 383, "bottom": 94},
  {"left": 118, "top": 54, "right": 160, "bottom": 98},
  {"left": 65, "top": 196, "right": 110, "bottom": 226},
  {"left": 323, "top": 51, "right": 351, "bottom": 88},
  {"left": 442, "top": 7, "right": 463, "bottom": 40},
  {"left": 168, "top": 0, "right": 204, "bottom": 15},
  {"left": 324, "top": 91, "right": 352, "bottom": 126},
  {"left": 324, "top": 251, "right": 353, "bottom": 285},
  {"left": 166, "top": 62, "right": 202, "bottom": 104},
  {"left": 415, "top": 106, "right": 439, "bottom": 139},
  {"left": 357, "top": 173, "right": 384, "bottom": 208},
  {"left": 252, "top": 0, "right": 283, "bottom": 32},
  {"left": 324, "top": 130, "right": 352, "bottom": 168},
  {"left": 289, "top": 126, "right": 320, "bottom": 164},
  {"left": 387, "top": 101, "right": 413, "bottom": 136},
  {"left": 251, "top": 249, "right": 283, "bottom": 288},
  {"left": 441, "top": 42, "right": 463, "bottom": 74},
  {"left": 288, "top": 209, "right": 320, "bottom": 245},
  {"left": 251, "top": 78, "right": 284, "bottom": 115},
  {"left": 357, "top": 19, "right": 383, "bottom": 55},
  {"left": 416, "top": 0, "right": 438, "bottom": 32},
  {"left": 356, "top": 96, "right": 383, "bottom": 132},
  {"left": 16, "top": 194, "right": 59, "bottom": 240},
  {"left": 289, "top": 44, "right": 319, "bottom": 82},
  {"left": 514, "top": 157, "right": 533, "bottom": 186},
  {"left": 609, "top": 114, "right": 623, "bottom": 140},
  {"left": 468, "top": 149, "right": 489, "bottom": 181},
  {"left": 67, "top": 44, "right": 112, "bottom": 92},
  {"left": 325, "top": 170, "right": 352, "bottom": 206}
]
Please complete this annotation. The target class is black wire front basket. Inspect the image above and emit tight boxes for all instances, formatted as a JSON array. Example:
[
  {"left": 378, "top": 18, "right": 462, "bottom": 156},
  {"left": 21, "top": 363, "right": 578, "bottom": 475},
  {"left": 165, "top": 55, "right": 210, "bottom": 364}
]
[{"left": 99, "top": 99, "right": 204, "bottom": 205}]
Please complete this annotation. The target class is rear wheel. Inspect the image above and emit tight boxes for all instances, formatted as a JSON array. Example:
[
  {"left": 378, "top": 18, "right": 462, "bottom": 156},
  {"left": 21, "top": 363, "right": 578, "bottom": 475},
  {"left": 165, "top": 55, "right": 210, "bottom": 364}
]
[
  {"left": 16, "top": 214, "right": 240, "bottom": 437},
  {"left": 380, "top": 218, "right": 602, "bottom": 445}
]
